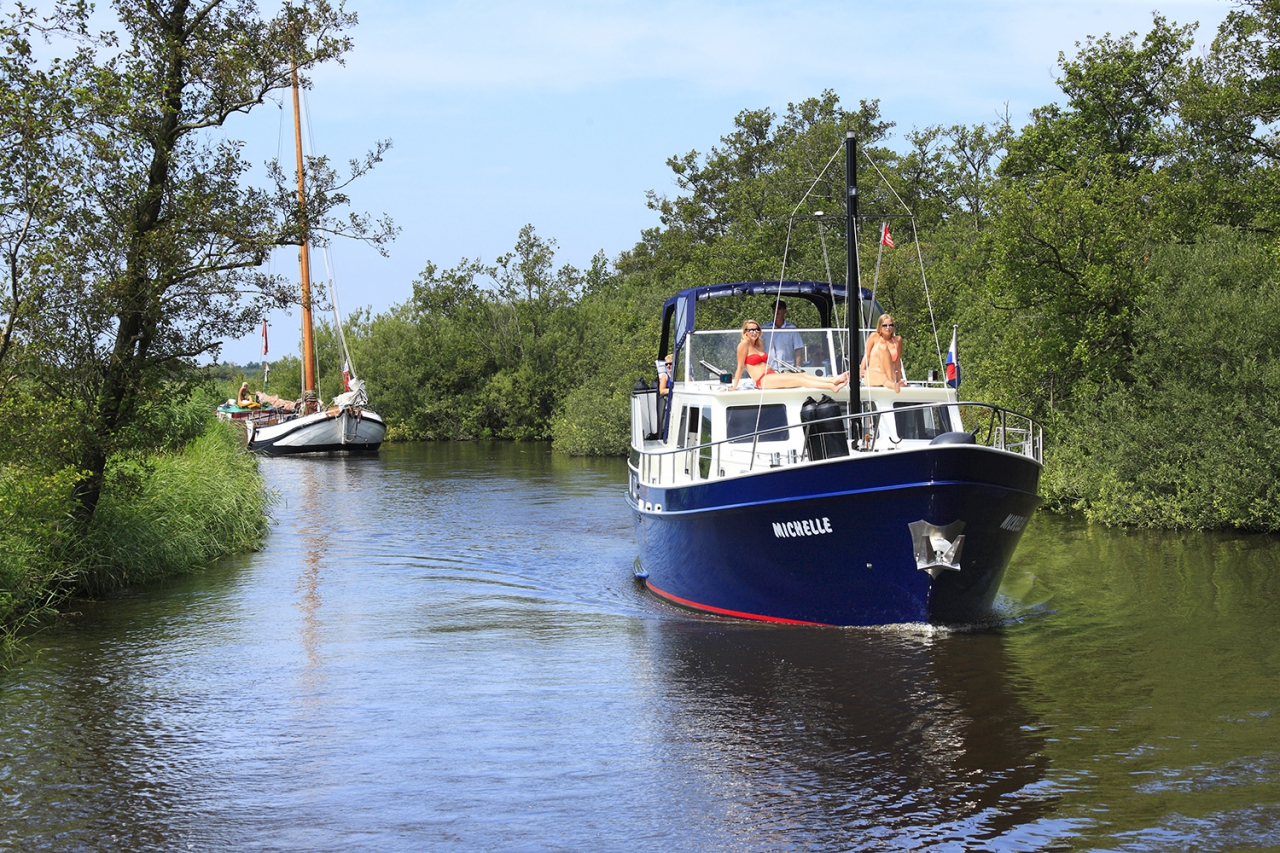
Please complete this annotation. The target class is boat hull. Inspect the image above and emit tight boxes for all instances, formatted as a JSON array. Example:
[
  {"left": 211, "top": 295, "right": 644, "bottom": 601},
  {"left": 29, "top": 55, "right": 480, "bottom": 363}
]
[
  {"left": 628, "top": 444, "right": 1041, "bottom": 626},
  {"left": 247, "top": 406, "right": 386, "bottom": 456}
]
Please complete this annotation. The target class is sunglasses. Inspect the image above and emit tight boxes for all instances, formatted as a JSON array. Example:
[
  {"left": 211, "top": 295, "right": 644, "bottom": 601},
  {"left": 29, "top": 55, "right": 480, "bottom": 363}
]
[
  {"left": 746, "top": 328, "right": 761, "bottom": 334},
  {"left": 881, "top": 323, "right": 894, "bottom": 328}
]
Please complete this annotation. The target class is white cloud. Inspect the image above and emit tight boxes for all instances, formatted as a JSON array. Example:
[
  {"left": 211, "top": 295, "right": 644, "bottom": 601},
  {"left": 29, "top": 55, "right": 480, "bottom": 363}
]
[{"left": 333, "top": 0, "right": 1230, "bottom": 100}]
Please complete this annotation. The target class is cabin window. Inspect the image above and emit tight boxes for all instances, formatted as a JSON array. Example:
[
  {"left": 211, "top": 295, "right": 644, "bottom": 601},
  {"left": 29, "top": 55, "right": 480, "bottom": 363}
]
[
  {"left": 685, "top": 407, "right": 701, "bottom": 447},
  {"left": 727, "top": 405, "right": 789, "bottom": 443},
  {"left": 676, "top": 407, "right": 689, "bottom": 448},
  {"left": 893, "top": 403, "right": 953, "bottom": 440}
]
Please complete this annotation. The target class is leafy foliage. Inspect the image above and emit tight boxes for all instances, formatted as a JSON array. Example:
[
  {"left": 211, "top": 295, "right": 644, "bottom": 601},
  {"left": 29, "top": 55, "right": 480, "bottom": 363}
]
[
  {"left": 351, "top": 226, "right": 605, "bottom": 441},
  {"left": 352, "top": 9, "right": 1280, "bottom": 530},
  {"left": 1045, "top": 233, "right": 1280, "bottom": 529},
  {"left": 0, "top": 1, "right": 392, "bottom": 524},
  {"left": 0, "top": 1, "right": 390, "bottom": 652}
]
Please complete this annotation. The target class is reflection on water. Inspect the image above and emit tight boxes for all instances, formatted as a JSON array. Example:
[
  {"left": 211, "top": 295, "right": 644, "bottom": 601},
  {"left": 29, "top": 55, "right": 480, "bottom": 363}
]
[
  {"left": 633, "top": 623, "right": 1052, "bottom": 850},
  {"left": 996, "top": 515, "right": 1280, "bottom": 851},
  {"left": 1, "top": 443, "right": 1278, "bottom": 851},
  {"left": 296, "top": 464, "right": 328, "bottom": 683}
]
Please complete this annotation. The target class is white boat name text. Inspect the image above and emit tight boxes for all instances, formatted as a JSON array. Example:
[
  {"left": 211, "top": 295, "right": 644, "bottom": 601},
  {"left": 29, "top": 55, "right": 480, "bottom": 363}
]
[{"left": 773, "top": 517, "right": 833, "bottom": 539}]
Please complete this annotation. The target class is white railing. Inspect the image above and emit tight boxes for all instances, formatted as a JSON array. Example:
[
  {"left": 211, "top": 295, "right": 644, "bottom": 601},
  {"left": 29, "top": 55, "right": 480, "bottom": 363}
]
[{"left": 629, "top": 401, "right": 1042, "bottom": 488}]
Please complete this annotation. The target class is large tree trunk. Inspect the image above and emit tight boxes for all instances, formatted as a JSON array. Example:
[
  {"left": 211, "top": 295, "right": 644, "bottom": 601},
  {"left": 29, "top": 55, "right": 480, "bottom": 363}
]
[{"left": 72, "top": 2, "right": 188, "bottom": 524}]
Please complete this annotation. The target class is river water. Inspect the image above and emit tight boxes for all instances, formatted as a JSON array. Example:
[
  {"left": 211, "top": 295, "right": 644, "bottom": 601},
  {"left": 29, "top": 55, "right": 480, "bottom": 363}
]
[{"left": 3, "top": 442, "right": 1279, "bottom": 852}]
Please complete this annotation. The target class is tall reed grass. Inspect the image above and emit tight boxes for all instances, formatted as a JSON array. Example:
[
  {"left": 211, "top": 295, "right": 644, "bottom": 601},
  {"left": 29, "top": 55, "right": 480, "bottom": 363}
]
[
  {"left": 1, "top": 421, "right": 269, "bottom": 661},
  {"left": 78, "top": 423, "right": 271, "bottom": 591},
  {"left": 0, "top": 466, "right": 82, "bottom": 647}
]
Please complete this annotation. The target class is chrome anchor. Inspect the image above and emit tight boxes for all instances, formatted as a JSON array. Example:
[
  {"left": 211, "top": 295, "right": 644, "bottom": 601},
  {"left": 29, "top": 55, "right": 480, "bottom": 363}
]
[{"left": 908, "top": 520, "right": 966, "bottom": 579}]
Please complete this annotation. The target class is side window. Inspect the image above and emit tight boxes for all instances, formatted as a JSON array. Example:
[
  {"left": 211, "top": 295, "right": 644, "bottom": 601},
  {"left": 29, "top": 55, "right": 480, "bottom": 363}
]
[
  {"left": 683, "top": 406, "right": 701, "bottom": 476},
  {"left": 698, "top": 406, "right": 713, "bottom": 478},
  {"left": 676, "top": 406, "right": 689, "bottom": 448},
  {"left": 727, "top": 405, "right": 789, "bottom": 443},
  {"left": 893, "top": 403, "right": 952, "bottom": 440}
]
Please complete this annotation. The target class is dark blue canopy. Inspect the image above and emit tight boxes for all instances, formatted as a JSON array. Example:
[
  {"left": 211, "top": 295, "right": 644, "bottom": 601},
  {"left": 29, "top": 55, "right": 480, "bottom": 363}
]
[{"left": 658, "top": 280, "right": 878, "bottom": 360}]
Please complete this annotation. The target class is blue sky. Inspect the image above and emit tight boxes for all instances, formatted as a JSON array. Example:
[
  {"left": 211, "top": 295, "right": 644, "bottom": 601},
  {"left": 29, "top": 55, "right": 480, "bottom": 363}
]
[{"left": 222, "top": 0, "right": 1232, "bottom": 364}]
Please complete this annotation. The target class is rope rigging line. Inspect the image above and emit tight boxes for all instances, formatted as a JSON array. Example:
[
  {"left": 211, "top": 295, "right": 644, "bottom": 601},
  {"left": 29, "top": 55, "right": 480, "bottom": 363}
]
[
  {"left": 744, "top": 139, "right": 848, "bottom": 460},
  {"left": 300, "top": 87, "right": 360, "bottom": 385},
  {"left": 859, "top": 146, "right": 945, "bottom": 379}
]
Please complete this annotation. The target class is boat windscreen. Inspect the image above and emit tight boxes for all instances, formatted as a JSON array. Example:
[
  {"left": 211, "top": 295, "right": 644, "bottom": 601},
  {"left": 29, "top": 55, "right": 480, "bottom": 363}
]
[{"left": 688, "top": 329, "right": 844, "bottom": 377}]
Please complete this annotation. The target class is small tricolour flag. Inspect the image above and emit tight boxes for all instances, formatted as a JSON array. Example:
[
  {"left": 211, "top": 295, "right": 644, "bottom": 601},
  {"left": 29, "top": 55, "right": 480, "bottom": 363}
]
[
  {"left": 342, "top": 360, "right": 351, "bottom": 391},
  {"left": 945, "top": 326, "right": 961, "bottom": 389},
  {"left": 881, "top": 222, "right": 895, "bottom": 249},
  {"left": 261, "top": 319, "right": 269, "bottom": 356}
]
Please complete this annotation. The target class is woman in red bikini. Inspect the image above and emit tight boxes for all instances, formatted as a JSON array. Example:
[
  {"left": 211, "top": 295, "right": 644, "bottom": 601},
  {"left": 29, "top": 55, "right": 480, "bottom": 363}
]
[{"left": 731, "top": 319, "right": 850, "bottom": 392}]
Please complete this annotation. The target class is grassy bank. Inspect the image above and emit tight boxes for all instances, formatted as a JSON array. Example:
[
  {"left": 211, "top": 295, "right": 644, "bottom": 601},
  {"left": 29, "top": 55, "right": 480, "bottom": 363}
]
[{"left": 0, "top": 420, "right": 269, "bottom": 661}]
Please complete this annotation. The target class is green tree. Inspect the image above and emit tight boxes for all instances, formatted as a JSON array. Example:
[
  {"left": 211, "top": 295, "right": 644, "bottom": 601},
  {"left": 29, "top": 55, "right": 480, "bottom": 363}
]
[
  {"left": 962, "top": 17, "right": 1197, "bottom": 420},
  {"left": 1179, "top": 0, "right": 1280, "bottom": 233},
  {"left": 0, "top": 2, "right": 96, "bottom": 376},
  {"left": 351, "top": 225, "right": 596, "bottom": 442},
  {"left": 7, "top": 0, "right": 394, "bottom": 521}
]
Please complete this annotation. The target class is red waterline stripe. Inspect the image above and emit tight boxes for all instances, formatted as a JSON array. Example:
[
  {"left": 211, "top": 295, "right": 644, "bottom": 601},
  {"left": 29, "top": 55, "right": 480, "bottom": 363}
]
[{"left": 646, "top": 581, "right": 830, "bottom": 626}]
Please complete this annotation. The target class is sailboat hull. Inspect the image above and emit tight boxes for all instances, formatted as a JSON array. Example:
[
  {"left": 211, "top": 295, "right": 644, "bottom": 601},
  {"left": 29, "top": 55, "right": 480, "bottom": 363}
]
[{"left": 247, "top": 406, "right": 385, "bottom": 456}]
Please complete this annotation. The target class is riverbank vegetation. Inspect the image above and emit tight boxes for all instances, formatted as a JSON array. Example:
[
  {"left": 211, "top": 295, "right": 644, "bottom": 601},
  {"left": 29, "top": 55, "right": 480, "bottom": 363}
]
[
  {"left": 0, "top": 1, "right": 391, "bottom": 654},
  {"left": 0, "top": 391, "right": 269, "bottom": 656},
  {"left": 337, "top": 4, "right": 1279, "bottom": 531}
]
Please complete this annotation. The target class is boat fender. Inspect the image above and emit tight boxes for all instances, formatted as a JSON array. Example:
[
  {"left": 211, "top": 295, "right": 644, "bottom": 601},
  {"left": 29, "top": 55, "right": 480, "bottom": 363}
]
[
  {"left": 814, "top": 394, "right": 843, "bottom": 423},
  {"left": 929, "top": 431, "right": 977, "bottom": 446},
  {"left": 806, "top": 395, "right": 849, "bottom": 460}
]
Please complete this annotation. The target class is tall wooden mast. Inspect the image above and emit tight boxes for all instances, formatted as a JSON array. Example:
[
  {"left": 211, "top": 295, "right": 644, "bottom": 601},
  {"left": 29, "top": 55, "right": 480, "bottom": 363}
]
[{"left": 292, "top": 59, "right": 318, "bottom": 414}]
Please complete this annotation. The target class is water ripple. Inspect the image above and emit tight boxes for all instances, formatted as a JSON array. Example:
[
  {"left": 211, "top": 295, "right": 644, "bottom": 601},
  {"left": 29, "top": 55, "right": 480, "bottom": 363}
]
[{"left": 4, "top": 444, "right": 1279, "bottom": 851}]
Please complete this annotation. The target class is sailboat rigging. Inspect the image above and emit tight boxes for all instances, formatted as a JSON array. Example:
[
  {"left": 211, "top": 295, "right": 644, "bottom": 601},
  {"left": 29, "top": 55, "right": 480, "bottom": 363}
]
[{"left": 217, "top": 59, "right": 385, "bottom": 455}]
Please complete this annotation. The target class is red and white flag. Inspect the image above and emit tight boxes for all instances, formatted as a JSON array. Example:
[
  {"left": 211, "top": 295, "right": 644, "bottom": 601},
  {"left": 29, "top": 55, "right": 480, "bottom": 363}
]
[
  {"left": 261, "top": 319, "right": 269, "bottom": 356},
  {"left": 881, "top": 222, "right": 895, "bottom": 249}
]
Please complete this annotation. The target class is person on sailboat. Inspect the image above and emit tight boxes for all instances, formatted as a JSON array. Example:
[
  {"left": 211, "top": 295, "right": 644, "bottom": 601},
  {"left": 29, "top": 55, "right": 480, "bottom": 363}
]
[
  {"left": 860, "top": 314, "right": 905, "bottom": 392},
  {"left": 732, "top": 320, "right": 849, "bottom": 393},
  {"left": 237, "top": 382, "right": 260, "bottom": 408}
]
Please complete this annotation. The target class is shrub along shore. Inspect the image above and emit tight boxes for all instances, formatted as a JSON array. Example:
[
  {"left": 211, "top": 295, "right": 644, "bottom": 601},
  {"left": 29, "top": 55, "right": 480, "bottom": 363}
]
[{"left": 0, "top": 415, "right": 269, "bottom": 661}]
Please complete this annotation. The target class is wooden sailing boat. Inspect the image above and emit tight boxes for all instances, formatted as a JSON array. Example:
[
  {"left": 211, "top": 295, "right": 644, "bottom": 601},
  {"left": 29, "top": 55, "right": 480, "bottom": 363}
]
[{"left": 239, "top": 60, "right": 385, "bottom": 455}]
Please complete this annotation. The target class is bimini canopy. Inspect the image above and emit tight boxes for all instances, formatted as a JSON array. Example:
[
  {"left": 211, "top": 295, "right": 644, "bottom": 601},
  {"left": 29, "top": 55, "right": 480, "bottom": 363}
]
[{"left": 658, "top": 280, "right": 877, "bottom": 359}]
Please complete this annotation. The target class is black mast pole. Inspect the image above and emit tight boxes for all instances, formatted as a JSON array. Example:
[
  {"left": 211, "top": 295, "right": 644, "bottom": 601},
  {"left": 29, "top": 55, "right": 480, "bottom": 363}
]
[{"left": 845, "top": 131, "right": 861, "bottom": 369}]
